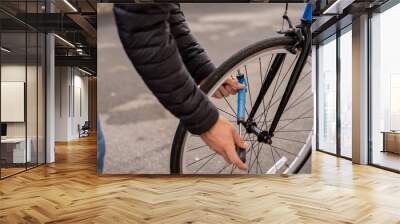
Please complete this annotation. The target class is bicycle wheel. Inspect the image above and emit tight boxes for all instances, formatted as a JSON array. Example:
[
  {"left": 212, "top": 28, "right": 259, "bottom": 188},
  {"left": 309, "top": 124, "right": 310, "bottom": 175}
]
[{"left": 170, "top": 36, "right": 313, "bottom": 174}]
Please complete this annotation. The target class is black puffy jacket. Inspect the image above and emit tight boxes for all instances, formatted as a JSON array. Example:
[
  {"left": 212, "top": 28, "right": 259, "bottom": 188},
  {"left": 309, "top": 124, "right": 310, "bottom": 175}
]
[{"left": 113, "top": 3, "right": 219, "bottom": 135}]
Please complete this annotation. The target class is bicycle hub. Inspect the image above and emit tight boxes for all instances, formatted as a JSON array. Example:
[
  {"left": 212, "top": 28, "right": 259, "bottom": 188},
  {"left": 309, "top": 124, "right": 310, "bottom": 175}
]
[{"left": 240, "top": 121, "right": 273, "bottom": 144}]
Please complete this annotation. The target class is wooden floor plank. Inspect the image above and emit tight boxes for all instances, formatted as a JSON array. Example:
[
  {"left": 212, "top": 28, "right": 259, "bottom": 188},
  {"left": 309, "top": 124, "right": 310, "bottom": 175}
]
[{"left": 0, "top": 135, "right": 400, "bottom": 223}]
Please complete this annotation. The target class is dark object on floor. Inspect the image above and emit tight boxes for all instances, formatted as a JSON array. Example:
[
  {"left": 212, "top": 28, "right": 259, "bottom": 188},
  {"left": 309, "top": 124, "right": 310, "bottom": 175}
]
[{"left": 79, "top": 121, "right": 90, "bottom": 138}]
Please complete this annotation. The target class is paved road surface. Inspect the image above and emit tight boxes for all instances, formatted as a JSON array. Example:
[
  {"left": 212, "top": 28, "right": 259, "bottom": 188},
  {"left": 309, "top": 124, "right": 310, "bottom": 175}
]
[{"left": 97, "top": 3, "right": 307, "bottom": 174}]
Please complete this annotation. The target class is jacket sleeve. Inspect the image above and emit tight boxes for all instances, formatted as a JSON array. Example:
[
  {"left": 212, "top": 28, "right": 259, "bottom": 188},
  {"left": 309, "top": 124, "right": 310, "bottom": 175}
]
[
  {"left": 113, "top": 4, "right": 219, "bottom": 135},
  {"left": 168, "top": 6, "right": 216, "bottom": 84}
]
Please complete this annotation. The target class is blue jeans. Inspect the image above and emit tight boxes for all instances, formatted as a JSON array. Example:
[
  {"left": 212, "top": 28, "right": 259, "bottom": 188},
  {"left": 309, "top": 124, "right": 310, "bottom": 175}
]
[{"left": 97, "top": 118, "right": 106, "bottom": 174}]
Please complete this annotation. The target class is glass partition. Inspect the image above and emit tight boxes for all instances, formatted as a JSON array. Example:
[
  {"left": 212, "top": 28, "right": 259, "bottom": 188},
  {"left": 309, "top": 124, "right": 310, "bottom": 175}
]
[
  {"left": 1, "top": 31, "right": 28, "bottom": 177},
  {"left": 339, "top": 28, "right": 352, "bottom": 158},
  {"left": 27, "top": 31, "right": 38, "bottom": 169},
  {"left": 26, "top": 0, "right": 41, "bottom": 169},
  {"left": 38, "top": 32, "right": 45, "bottom": 165},
  {"left": 370, "top": 3, "right": 400, "bottom": 171},
  {"left": 317, "top": 36, "right": 337, "bottom": 154},
  {"left": 0, "top": 1, "right": 46, "bottom": 179}
]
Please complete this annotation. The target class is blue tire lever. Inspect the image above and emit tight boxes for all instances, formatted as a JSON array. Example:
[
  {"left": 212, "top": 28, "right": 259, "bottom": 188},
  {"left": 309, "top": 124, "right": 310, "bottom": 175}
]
[{"left": 236, "top": 71, "right": 247, "bottom": 164}]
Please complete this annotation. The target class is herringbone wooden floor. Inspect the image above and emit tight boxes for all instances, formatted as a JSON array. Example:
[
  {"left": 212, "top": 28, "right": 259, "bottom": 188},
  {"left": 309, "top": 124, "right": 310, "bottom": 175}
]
[{"left": 0, "top": 135, "right": 399, "bottom": 224}]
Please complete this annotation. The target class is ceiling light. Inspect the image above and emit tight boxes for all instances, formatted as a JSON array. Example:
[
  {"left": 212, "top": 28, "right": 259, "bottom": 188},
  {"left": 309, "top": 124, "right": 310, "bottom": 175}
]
[
  {"left": 78, "top": 67, "right": 93, "bottom": 76},
  {"left": 54, "top": 34, "right": 75, "bottom": 48},
  {"left": 63, "top": 0, "right": 78, "bottom": 12},
  {"left": 1, "top": 47, "right": 11, "bottom": 53}
]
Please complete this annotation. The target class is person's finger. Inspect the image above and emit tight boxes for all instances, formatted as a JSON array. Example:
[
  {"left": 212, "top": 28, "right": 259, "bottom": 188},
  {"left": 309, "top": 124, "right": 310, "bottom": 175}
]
[
  {"left": 220, "top": 150, "right": 231, "bottom": 164},
  {"left": 211, "top": 145, "right": 231, "bottom": 164},
  {"left": 237, "top": 83, "right": 246, "bottom": 89},
  {"left": 219, "top": 86, "right": 230, "bottom": 97},
  {"left": 207, "top": 141, "right": 231, "bottom": 164},
  {"left": 233, "top": 129, "right": 247, "bottom": 149},
  {"left": 213, "top": 90, "right": 222, "bottom": 98},
  {"left": 228, "top": 77, "right": 246, "bottom": 90},
  {"left": 225, "top": 78, "right": 239, "bottom": 90},
  {"left": 224, "top": 84, "right": 236, "bottom": 95},
  {"left": 225, "top": 143, "right": 247, "bottom": 170}
]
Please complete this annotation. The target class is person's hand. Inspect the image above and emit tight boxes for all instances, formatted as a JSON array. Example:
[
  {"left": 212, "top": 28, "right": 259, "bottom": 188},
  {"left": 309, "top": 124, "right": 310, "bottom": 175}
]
[
  {"left": 200, "top": 115, "right": 248, "bottom": 170},
  {"left": 212, "top": 76, "right": 245, "bottom": 99}
]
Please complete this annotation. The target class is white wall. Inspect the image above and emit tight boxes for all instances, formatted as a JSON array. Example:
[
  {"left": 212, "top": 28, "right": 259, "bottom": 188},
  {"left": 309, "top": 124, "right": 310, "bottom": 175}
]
[
  {"left": 72, "top": 73, "right": 89, "bottom": 138},
  {"left": 54, "top": 67, "right": 89, "bottom": 141},
  {"left": 55, "top": 66, "right": 70, "bottom": 141},
  {"left": 1, "top": 65, "right": 37, "bottom": 138}
]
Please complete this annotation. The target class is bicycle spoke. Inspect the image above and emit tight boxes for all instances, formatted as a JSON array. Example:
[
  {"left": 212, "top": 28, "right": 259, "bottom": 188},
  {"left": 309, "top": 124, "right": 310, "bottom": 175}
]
[
  {"left": 275, "top": 108, "right": 314, "bottom": 131},
  {"left": 217, "top": 107, "right": 237, "bottom": 119},
  {"left": 244, "top": 139, "right": 258, "bottom": 142},
  {"left": 246, "top": 138, "right": 260, "bottom": 157},
  {"left": 244, "top": 65, "right": 253, "bottom": 109},
  {"left": 270, "top": 145, "right": 290, "bottom": 168},
  {"left": 249, "top": 143, "right": 263, "bottom": 172},
  {"left": 258, "top": 54, "right": 299, "bottom": 130},
  {"left": 268, "top": 55, "right": 288, "bottom": 101},
  {"left": 269, "top": 144, "right": 278, "bottom": 173},
  {"left": 258, "top": 57, "right": 271, "bottom": 131},
  {"left": 263, "top": 54, "right": 274, "bottom": 80},
  {"left": 244, "top": 138, "right": 260, "bottom": 173},
  {"left": 272, "top": 71, "right": 311, "bottom": 108},
  {"left": 254, "top": 144, "right": 263, "bottom": 173},
  {"left": 246, "top": 140, "right": 259, "bottom": 174},
  {"left": 252, "top": 143, "right": 261, "bottom": 174},
  {"left": 258, "top": 57, "right": 268, "bottom": 130},
  {"left": 260, "top": 56, "right": 287, "bottom": 128},
  {"left": 283, "top": 93, "right": 313, "bottom": 114},
  {"left": 285, "top": 85, "right": 312, "bottom": 108},
  {"left": 223, "top": 96, "right": 236, "bottom": 116},
  {"left": 230, "top": 164, "right": 236, "bottom": 174},
  {"left": 253, "top": 69, "right": 310, "bottom": 122},
  {"left": 217, "top": 163, "right": 231, "bottom": 174},
  {"left": 255, "top": 143, "right": 265, "bottom": 174},
  {"left": 194, "top": 154, "right": 217, "bottom": 174},
  {"left": 275, "top": 129, "right": 312, "bottom": 133},
  {"left": 270, "top": 116, "right": 313, "bottom": 124},
  {"left": 299, "top": 70, "right": 311, "bottom": 81},
  {"left": 266, "top": 115, "right": 313, "bottom": 124},
  {"left": 283, "top": 83, "right": 312, "bottom": 108},
  {"left": 247, "top": 146, "right": 253, "bottom": 174},
  {"left": 250, "top": 54, "right": 276, "bottom": 127},
  {"left": 271, "top": 145, "right": 298, "bottom": 158},
  {"left": 186, "top": 144, "right": 208, "bottom": 152},
  {"left": 187, "top": 152, "right": 216, "bottom": 167},
  {"left": 272, "top": 136, "right": 306, "bottom": 144}
]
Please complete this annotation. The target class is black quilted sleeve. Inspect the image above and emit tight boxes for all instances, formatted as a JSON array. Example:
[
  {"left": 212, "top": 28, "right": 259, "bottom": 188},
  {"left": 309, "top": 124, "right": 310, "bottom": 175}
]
[
  {"left": 113, "top": 4, "right": 219, "bottom": 135},
  {"left": 168, "top": 5, "right": 217, "bottom": 84}
]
